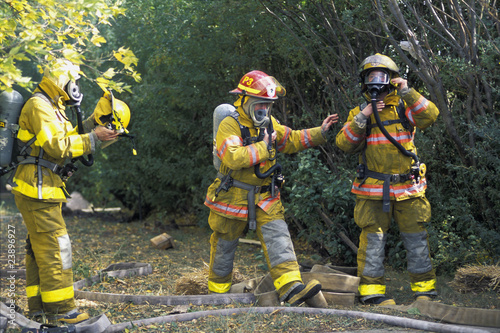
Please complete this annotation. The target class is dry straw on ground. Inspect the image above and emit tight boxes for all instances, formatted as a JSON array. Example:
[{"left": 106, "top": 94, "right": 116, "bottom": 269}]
[
  {"left": 449, "top": 264, "right": 500, "bottom": 293},
  {"left": 174, "top": 263, "right": 249, "bottom": 295}
]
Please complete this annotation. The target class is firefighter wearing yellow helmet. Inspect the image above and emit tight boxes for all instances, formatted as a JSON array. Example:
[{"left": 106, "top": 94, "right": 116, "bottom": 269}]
[
  {"left": 11, "top": 59, "right": 119, "bottom": 324},
  {"left": 336, "top": 54, "right": 440, "bottom": 305},
  {"left": 205, "top": 70, "right": 339, "bottom": 306}
]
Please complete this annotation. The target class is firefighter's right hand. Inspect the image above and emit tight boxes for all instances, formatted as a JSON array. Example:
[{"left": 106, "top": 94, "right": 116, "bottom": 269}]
[
  {"left": 94, "top": 125, "right": 119, "bottom": 141},
  {"left": 361, "top": 101, "right": 385, "bottom": 116},
  {"left": 263, "top": 128, "right": 277, "bottom": 145}
]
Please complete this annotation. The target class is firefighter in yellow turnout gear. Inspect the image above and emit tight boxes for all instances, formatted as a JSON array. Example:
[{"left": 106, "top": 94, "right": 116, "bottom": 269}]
[
  {"left": 336, "top": 54, "right": 439, "bottom": 305},
  {"left": 11, "top": 59, "right": 120, "bottom": 323},
  {"left": 205, "top": 70, "right": 339, "bottom": 305}
]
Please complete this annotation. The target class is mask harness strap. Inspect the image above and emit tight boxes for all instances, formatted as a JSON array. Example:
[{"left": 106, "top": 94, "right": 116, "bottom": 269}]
[
  {"left": 254, "top": 118, "right": 283, "bottom": 198},
  {"left": 213, "top": 112, "right": 283, "bottom": 231}
]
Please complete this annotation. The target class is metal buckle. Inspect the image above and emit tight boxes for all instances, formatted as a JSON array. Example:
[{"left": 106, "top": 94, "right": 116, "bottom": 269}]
[{"left": 391, "top": 174, "right": 400, "bottom": 183}]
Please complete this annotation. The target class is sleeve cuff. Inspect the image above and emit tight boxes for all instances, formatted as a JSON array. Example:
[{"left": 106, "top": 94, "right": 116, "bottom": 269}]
[
  {"left": 89, "top": 131, "right": 101, "bottom": 153},
  {"left": 354, "top": 112, "right": 369, "bottom": 129},
  {"left": 82, "top": 113, "right": 96, "bottom": 133}
]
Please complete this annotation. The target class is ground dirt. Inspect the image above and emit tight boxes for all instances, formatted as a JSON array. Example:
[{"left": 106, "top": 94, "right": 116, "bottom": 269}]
[{"left": 1, "top": 195, "right": 499, "bottom": 332}]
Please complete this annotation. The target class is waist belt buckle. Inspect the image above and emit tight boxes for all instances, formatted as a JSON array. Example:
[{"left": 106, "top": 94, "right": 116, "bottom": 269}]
[{"left": 391, "top": 174, "right": 401, "bottom": 184}]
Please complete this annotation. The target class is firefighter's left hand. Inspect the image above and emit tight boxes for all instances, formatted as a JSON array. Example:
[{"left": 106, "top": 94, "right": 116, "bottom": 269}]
[
  {"left": 321, "top": 114, "right": 340, "bottom": 133},
  {"left": 264, "top": 129, "right": 277, "bottom": 145},
  {"left": 391, "top": 77, "right": 408, "bottom": 91},
  {"left": 94, "top": 126, "right": 119, "bottom": 141}
]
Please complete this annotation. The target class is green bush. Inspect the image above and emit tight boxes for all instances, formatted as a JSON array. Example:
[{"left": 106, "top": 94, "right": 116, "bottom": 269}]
[{"left": 281, "top": 149, "right": 357, "bottom": 266}]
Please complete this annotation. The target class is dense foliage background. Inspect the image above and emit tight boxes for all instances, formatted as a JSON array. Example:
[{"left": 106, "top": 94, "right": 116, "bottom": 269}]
[{"left": 3, "top": 0, "right": 499, "bottom": 273}]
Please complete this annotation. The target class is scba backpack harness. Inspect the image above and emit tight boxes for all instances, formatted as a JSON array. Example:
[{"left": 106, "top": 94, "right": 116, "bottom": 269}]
[
  {"left": 211, "top": 104, "right": 283, "bottom": 230},
  {"left": 356, "top": 99, "right": 425, "bottom": 212},
  {"left": 0, "top": 90, "right": 79, "bottom": 198}
]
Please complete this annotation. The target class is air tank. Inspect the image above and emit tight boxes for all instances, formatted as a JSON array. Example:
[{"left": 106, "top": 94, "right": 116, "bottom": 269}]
[{"left": 0, "top": 90, "right": 24, "bottom": 168}]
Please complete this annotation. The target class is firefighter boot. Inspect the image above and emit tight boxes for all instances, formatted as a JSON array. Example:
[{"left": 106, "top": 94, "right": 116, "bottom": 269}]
[
  {"left": 284, "top": 279, "right": 322, "bottom": 306},
  {"left": 53, "top": 309, "right": 89, "bottom": 324}
]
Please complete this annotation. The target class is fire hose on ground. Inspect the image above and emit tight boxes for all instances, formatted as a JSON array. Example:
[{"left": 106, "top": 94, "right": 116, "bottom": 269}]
[{"left": 1, "top": 263, "right": 499, "bottom": 333}]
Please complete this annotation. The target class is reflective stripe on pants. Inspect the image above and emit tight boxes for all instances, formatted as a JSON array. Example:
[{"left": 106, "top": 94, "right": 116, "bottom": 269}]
[
  {"left": 15, "top": 195, "right": 75, "bottom": 314},
  {"left": 354, "top": 197, "right": 436, "bottom": 297},
  {"left": 208, "top": 205, "right": 302, "bottom": 298}
]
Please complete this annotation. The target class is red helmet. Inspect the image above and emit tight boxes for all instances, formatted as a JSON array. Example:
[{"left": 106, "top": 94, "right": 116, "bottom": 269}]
[{"left": 229, "top": 70, "right": 286, "bottom": 100}]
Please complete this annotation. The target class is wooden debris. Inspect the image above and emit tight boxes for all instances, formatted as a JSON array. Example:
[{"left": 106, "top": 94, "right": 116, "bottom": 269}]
[{"left": 150, "top": 233, "right": 175, "bottom": 250}]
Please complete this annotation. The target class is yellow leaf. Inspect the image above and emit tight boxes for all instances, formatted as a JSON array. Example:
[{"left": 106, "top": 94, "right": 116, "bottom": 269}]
[
  {"left": 91, "top": 35, "right": 107, "bottom": 47},
  {"left": 102, "top": 68, "right": 116, "bottom": 79},
  {"left": 113, "top": 47, "right": 138, "bottom": 70}
]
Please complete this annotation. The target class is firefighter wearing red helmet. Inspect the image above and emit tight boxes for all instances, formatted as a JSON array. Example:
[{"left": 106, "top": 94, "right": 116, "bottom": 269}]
[{"left": 205, "top": 70, "right": 339, "bottom": 306}]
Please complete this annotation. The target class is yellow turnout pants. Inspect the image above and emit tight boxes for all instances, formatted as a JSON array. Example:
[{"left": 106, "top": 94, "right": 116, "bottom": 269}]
[
  {"left": 15, "top": 195, "right": 75, "bottom": 315},
  {"left": 208, "top": 205, "right": 302, "bottom": 300},
  {"left": 355, "top": 197, "right": 436, "bottom": 298}
]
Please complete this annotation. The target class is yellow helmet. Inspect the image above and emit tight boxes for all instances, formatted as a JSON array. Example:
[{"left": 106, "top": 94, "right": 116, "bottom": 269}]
[
  {"left": 359, "top": 53, "right": 400, "bottom": 76},
  {"left": 44, "top": 59, "right": 81, "bottom": 91},
  {"left": 93, "top": 89, "right": 130, "bottom": 134}
]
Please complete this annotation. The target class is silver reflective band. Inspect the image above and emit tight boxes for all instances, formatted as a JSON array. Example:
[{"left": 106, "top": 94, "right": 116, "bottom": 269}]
[
  {"left": 212, "top": 238, "right": 238, "bottom": 277},
  {"left": 58, "top": 233, "right": 73, "bottom": 270}
]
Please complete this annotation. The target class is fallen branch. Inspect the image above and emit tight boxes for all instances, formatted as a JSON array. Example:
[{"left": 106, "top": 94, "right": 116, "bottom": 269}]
[{"left": 316, "top": 208, "right": 358, "bottom": 254}]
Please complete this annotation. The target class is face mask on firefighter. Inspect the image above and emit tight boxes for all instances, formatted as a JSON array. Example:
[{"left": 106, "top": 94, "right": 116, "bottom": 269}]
[
  {"left": 247, "top": 99, "right": 273, "bottom": 128},
  {"left": 65, "top": 79, "right": 83, "bottom": 106},
  {"left": 364, "top": 69, "right": 390, "bottom": 97}
]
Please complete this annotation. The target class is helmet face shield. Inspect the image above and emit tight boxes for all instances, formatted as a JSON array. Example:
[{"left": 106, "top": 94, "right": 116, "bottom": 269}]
[
  {"left": 365, "top": 70, "right": 390, "bottom": 85},
  {"left": 243, "top": 75, "right": 285, "bottom": 99}
]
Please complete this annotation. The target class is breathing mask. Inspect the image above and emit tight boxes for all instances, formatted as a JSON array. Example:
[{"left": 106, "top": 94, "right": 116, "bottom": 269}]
[
  {"left": 365, "top": 69, "right": 391, "bottom": 96},
  {"left": 65, "top": 77, "right": 83, "bottom": 106},
  {"left": 244, "top": 97, "right": 273, "bottom": 128}
]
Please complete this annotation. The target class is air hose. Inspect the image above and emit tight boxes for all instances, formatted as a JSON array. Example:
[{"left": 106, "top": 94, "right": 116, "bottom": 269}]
[
  {"left": 73, "top": 105, "right": 94, "bottom": 167},
  {"left": 370, "top": 91, "right": 418, "bottom": 163},
  {"left": 254, "top": 163, "right": 281, "bottom": 179},
  {"left": 253, "top": 119, "right": 284, "bottom": 198},
  {"left": 254, "top": 119, "right": 278, "bottom": 178},
  {"left": 369, "top": 90, "right": 426, "bottom": 180}
]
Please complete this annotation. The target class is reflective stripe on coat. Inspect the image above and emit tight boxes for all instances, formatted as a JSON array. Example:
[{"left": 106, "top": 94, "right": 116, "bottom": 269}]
[
  {"left": 205, "top": 107, "right": 326, "bottom": 220},
  {"left": 335, "top": 89, "right": 439, "bottom": 201},
  {"left": 12, "top": 76, "right": 93, "bottom": 201}
]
